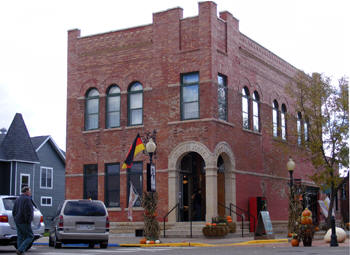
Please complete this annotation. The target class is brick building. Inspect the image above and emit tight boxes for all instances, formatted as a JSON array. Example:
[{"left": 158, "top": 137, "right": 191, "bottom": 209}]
[{"left": 66, "top": 1, "right": 318, "bottom": 226}]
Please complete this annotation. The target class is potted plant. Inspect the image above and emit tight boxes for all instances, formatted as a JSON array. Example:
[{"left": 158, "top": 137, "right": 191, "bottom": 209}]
[{"left": 298, "top": 208, "right": 315, "bottom": 247}]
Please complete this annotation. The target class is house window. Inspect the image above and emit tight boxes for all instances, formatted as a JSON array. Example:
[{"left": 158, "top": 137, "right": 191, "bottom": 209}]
[
  {"left": 297, "top": 112, "right": 302, "bottom": 145},
  {"left": 85, "top": 88, "right": 99, "bottom": 130},
  {"left": 106, "top": 85, "right": 121, "bottom": 128},
  {"left": 83, "top": 164, "right": 98, "bottom": 200},
  {"left": 40, "top": 167, "right": 53, "bottom": 189},
  {"left": 272, "top": 100, "right": 279, "bottom": 137},
  {"left": 181, "top": 72, "right": 199, "bottom": 120},
  {"left": 217, "top": 74, "right": 227, "bottom": 121},
  {"left": 41, "top": 196, "right": 52, "bottom": 206},
  {"left": 304, "top": 118, "right": 309, "bottom": 143},
  {"left": 252, "top": 91, "right": 260, "bottom": 132},
  {"left": 281, "top": 104, "right": 287, "bottom": 140},
  {"left": 105, "top": 163, "right": 120, "bottom": 207},
  {"left": 126, "top": 162, "right": 143, "bottom": 207},
  {"left": 242, "top": 87, "right": 250, "bottom": 129},
  {"left": 20, "top": 174, "right": 30, "bottom": 190},
  {"left": 128, "top": 82, "right": 143, "bottom": 126}
]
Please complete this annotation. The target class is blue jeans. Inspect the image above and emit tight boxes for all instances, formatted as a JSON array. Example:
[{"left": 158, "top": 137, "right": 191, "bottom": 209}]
[{"left": 15, "top": 223, "right": 34, "bottom": 252}]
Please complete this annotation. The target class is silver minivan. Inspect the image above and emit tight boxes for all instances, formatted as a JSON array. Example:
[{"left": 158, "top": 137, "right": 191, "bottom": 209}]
[
  {"left": 49, "top": 199, "right": 109, "bottom": 248},
  {"left": 0, "top": 195, "right": 45, "bottom": 250}
]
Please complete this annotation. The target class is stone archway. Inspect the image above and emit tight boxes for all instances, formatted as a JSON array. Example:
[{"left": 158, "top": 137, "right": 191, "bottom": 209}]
[
  {"left": 168, "top": 141, "right": 214, "bottom": 222},
  {"left": 213, "top": 142, "right": 237, "bottom": 221}
]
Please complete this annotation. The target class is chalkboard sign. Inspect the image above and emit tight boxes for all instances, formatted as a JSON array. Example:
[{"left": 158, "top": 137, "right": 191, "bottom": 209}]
[{"left": 254, "top": 211, "right": 274, "bottom": 239}]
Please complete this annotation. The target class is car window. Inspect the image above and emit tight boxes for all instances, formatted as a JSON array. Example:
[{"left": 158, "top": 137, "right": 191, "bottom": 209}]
[
  {"left": 63, "top": 201, "right": 106, "bottom": 216},
  {"left": 3, "top": 198, "right": 16, "bottom": 210}
]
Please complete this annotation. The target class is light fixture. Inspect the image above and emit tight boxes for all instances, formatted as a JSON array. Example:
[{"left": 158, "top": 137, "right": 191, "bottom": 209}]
[
  {"left": 287, "top": 157, "right": 295, "bottom": 173},
  {"left": 146, "top": 138, "right": 157, "bottom": 154}
]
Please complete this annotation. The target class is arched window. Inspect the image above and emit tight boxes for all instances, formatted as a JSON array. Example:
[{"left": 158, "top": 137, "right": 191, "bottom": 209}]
[
  {"left": 106, "top": 85, "right": 121, "bottom": 128},
  {"left": 281, "top": 104, "right": 287, "bottom": 140},
  {"left": 85, "top": 88, "right": 99, "bottom": 130},
  {"left": 304, "top": 117, "right": 309, "bottom": 143},
  {"left": 217, "top": 74, "right": 227, "bottom": 121},
  {"left": 128, "top": 82, "right": 143, "bottom": 126},
  {"left": 181, "top": 72, "right": 199, "bottom": 120},
  {"left": 297, "top": 112, "right": 302, "bottom": 145},
  {"left": 242, "top": 87, "right": 250, "bottom": 129},
  {"left": 252, "top": 91, "right": 260, "bottom": 132},
  {"left": 272, "top": 100, "right": 279, "bottom": 137}
]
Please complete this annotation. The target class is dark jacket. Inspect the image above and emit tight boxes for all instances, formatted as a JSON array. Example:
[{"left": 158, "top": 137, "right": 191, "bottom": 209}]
[{"left": 12, "top": 194, "right": 34, "bottom": 224}]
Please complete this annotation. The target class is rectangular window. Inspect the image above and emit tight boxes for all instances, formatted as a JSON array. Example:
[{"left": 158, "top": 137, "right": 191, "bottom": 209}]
[
  {"left": 127, "top": 162, "right": 143, "bottom": 207},
  {"left": 84, "top": 164, "right": 98, "bottom": 200},
  {"left": 217, "top": 74, "right": 227, "bottom": 121},
  {"left": 253, "top": 100, "right": 259, "bottom": 132},
  {"left": 40, "top": 167, "right": 53, "bottom": 189},
  {"left": 304, "top": 121, "right": 309, "bottom": 143},
  {"left": 20, "top": 174, "right": 30, "bottom": 190},
  {"left": 105, "top": 163, "right": 120, "bottom": 207},
  {"left": 41, "top": 196, "right": 52, "bottom": 206},
  {"left": 181, "top": 72, "right": 199, "bottom": 120}
]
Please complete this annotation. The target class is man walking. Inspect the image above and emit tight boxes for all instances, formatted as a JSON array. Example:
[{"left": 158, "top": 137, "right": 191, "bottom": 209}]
[{"left": 12, "top": 186, "right": 34, "bottom": 255}]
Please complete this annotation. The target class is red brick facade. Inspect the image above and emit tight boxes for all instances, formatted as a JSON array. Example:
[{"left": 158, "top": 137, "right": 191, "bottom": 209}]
[{"left": 66, "top": 1, "right": 316, "bottom": 224}]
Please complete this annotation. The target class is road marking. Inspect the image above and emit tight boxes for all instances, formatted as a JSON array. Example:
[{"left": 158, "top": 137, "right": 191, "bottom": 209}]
[{"left": 44, "top": 247, "right": 194, "bottom": 254}]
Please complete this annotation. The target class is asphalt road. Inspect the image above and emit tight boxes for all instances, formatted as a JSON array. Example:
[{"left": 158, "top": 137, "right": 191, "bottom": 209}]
[{"left": 0, "top": 245, "right": 349, "bottom": 255}]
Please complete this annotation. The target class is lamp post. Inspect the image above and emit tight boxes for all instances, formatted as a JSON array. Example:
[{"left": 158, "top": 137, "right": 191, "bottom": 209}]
[
  {"left": 143, "top": 137, "right": 159, "bottom": 241},
  {"left": 287, "top": 157, "right": 295, "bottom": 235},
  {"left": 146, "top": 138, "right": 156, "bottom": 192}
]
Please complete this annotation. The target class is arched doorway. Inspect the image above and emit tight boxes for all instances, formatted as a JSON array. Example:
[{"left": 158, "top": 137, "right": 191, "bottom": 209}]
[
  {"left": 217, "top": 155, "right": 225, "bottom": 217},
  {"left": 178, "top": 152, "right": 206, "bottom": 222}
]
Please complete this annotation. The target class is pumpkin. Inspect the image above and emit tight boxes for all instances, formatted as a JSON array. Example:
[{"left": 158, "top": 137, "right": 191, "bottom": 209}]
[
  {"left": 306, "top": 217, "right": 313, "bottom": 225},
  {"left": 149, "top": 240, "right": 155, "bottom": 244},
  {"left": 140, "top": 238, "right": 146, "bottom": 244},
  {"left": 287, "top": 232, "right": 293, "bottom": 237},
  {"left": 315, "top": 226, "right": 319, "bottom": 231},
  {"left": 291, "top": 238, "right": 299, "bottom": 247},
  {"left": 302, "top": 208, "right": 312, "bottom": 217},
  {"left": 206, "top": 222, "right": 211, "bottom": 226}
]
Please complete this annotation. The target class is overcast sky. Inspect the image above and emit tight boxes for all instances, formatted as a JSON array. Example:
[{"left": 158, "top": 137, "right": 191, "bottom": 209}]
[{"left": 0, "top": 0, "right": 349, "bottom": 151}]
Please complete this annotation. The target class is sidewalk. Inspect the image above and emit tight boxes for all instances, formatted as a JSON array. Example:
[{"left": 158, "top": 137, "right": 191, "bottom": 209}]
[{"left": 35, "top": 232, "right": 350, "bottom": 248}]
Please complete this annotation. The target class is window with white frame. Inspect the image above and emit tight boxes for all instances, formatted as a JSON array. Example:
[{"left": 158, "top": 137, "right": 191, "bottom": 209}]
[
  {"left": 41, "top": 196, "right": 52, "bottom": 206},
  {"left": 40, "top": 167, "right": 53, "bottom": 189},
  {"left": 20, "top": 174, "right": 30, "bottom": 190}
]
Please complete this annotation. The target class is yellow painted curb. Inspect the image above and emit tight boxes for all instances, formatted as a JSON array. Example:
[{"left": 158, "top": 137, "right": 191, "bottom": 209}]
[{"left": 119, "top": 239, "right": 288, "bottom": 248}]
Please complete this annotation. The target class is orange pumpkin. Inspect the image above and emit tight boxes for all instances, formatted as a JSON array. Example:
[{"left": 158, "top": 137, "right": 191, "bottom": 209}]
[
  {"left": 212, "top": 223, "right": 217, "bottom": 226},
  {"left": 302, "top": 208, "right": 312, "bottom": 217},
  {"left": 315, "top": 226, "right": 319, "bottom": 231},
  {"left": 140, "top": 238, "right": 147, "bottom": 244},
  {"left": 287, "top": 232, "right": 293, "bottom": 237},
  {"left": 291, "top": 238, "right": 299, "bottom": 247},
  {"left": 149, "top": 240, "right": 155, "bottom": 244}
]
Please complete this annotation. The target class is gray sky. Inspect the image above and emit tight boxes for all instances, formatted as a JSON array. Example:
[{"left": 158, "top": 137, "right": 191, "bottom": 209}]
[{"left": 0, "top": 0, "right": 349, "bottom": 151}]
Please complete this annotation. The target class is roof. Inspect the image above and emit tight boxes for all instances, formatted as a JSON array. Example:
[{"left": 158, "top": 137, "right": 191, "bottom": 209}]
[
  {"left": 31, "top": 135, "right": 66, "bottom": 163},
  {"left": 0, "top": 113, "right": 39, "bottom": 163}
]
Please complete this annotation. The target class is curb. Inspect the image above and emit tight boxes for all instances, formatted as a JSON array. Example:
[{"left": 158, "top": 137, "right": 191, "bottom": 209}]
[{"left": 119, "top": 239, "right": 289, "bottom": 247}]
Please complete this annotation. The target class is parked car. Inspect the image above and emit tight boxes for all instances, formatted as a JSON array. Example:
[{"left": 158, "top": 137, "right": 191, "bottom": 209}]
[
  {"left": 49, "top": 199, "right": 109, "bottom": 248},
  {"left": 0, "top": 195, "right": 45, "bottom": 250}
]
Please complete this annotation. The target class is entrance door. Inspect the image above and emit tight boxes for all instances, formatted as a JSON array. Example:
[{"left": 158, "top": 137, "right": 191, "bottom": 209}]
[
  {"left": 178, "top": 152, "right": 205, "bottom": 221},
  {"left": 217, "top": 156, "right": 225, "bottom": 217}
]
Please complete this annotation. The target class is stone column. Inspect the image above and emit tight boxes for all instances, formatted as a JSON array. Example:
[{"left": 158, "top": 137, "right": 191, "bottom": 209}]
[
  {"left": 205, "top": 166, "right": 218, "bottom": 222},
  {"left": 168, "top": 168, "right": 177, "bottom": 223},
  {"left": 226, "top": 169, "right": 237, "bottom": 221}
]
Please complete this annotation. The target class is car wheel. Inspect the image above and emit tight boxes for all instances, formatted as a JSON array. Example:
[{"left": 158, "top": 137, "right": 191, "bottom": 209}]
[
  {"left": 88, "top": 242, "right": 95, "bottom": 248},
  {"left": 100, "top": 241, "right": 108, "bottom": 249},
  {"left": 53, "top": 234, "right": 62, "bottom": 249}
]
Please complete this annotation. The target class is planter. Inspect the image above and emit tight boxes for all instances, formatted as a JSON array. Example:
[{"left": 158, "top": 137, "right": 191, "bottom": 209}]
[
  {"left": 302, "top": 235, "right": 312, "bottom": 247},
  {"left": 227, "top": 222, "right": 236, "bottom": 233},
  {"left": 202, "top": 225, "right": 228, "bottom": 237}
]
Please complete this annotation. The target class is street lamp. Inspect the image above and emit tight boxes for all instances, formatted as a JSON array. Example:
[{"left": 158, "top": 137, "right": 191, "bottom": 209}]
[
  {"left": 146, "top": 138, "right": 156, "bottom": 165},
  {"left": 287, "top": 157, "right": 295, "bottom": 235},
  {"left": 287, "top": 157, "right": 295, "bottom": 188}
]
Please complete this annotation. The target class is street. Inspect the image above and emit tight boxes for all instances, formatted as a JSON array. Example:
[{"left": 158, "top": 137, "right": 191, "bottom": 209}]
[{"left": 0, "top": 245, "right": 348, "bottom": 255}]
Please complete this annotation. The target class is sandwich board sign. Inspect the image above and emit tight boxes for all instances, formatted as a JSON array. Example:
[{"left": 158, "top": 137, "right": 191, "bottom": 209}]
[{"left": 254, "top": 211, "right": 275, "bottom": 239}]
